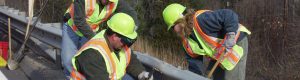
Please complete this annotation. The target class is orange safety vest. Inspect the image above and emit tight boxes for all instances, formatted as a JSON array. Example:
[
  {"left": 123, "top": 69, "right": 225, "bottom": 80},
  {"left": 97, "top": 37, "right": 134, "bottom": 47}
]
[
  {"left": 182, "top": 10, "right": 251, "bottom": 70},
  {"left": 71, "top": 35, "right": 131, "bottom": 80},
  {"left": 66, "top": 0, "right": 118, "bottom": 37},
  {"left": 193, "top": 10, "right": 240, "bottom": 59}
]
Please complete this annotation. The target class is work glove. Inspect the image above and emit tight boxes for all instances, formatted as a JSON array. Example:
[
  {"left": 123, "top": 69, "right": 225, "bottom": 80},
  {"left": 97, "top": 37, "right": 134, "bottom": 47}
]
[
  {"left": 223, "top": 32, "right": 236, "bottom": 52},
  {"left": 138, "top": 71, "right": 153, "bottom": 80}
]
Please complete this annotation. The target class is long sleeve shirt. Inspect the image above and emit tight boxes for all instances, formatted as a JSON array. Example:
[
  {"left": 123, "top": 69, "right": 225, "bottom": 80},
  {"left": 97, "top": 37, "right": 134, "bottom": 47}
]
[
  {"left": 196, "top": 9, "right": 247, "bottom": 41},
  {"left": 72, "top": 0, "right": 139, "bottom": 39},
  {"left": 184, "top": 9, "right": 248, "bottom": 58},
  {"left": 75, "top": 49, "right": 145, "bottom": 80}
]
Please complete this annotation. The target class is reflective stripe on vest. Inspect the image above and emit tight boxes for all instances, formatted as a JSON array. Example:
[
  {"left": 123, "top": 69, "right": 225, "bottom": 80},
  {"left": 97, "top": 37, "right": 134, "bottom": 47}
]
[
  {"left": 182, "top": 36, "right": 206, "bottom": 58},
  {"left": 71, "top": 68, "right": 86, "bottom": 80},
  {"left": 66, "top": 0, "right": 119, "bottom": 37},
  {"left": 124, "top": 46, "right": 131, "bottom": 67},
  {"left": 192, "top": 10, "right": 251, "bottom": 70},
  {"left": 71, "top": 30, "right": 131, "bottom": 80},
  {"left": 181, "top": 34, "right": 199, "bottom": 58}
]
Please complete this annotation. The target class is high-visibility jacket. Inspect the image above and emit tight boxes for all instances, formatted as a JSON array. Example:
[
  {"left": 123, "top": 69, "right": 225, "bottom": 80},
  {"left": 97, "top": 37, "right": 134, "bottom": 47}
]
[
  {"left": 65, "top": 0, "right": 119, "bottom": 37},
  {"left": 71, "top": 30, "right": 131, "bottom": 80},
  {"left": 182, "top": 10, "right": 251, "bottom": 70}
]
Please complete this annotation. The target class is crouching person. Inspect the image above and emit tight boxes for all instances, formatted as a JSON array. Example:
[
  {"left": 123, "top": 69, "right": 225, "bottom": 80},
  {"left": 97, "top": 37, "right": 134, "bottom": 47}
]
[{"left": 70, "top": 13, "right": 152, "bottom": 80}]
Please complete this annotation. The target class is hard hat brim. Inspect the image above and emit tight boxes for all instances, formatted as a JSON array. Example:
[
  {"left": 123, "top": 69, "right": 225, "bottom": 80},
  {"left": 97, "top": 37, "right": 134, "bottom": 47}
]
[
  {"left": 107, "top": 20, "right": 137, "bottom": 39},
  {"left": 125, "top": 31, "right": 137, "bottom": 39},
  {"left": 167, "top": 24, "right": 174, "bottom": 31}
]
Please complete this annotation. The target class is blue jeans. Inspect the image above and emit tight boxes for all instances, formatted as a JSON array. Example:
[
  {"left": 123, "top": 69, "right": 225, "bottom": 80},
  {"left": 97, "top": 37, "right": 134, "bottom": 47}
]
[
  {"left": 186, "top": 54, "right": 206, "bottom": 76},
  {"left": 61, "top": 23, "right": 88, "bottom": 76}
]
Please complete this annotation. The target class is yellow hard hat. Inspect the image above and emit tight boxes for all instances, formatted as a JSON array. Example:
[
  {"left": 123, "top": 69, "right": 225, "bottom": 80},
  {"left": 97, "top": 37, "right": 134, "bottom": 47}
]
[
  {"left": 163, "top": 3, "right": 186, "bottom": 30},
  {"left": 107, "top": 13, "right": 137, "bottom": 39}
]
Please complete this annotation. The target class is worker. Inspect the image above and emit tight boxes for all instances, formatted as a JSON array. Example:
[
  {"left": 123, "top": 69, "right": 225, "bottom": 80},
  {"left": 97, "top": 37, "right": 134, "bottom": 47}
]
[
  {"left": 70, "top": 13, "right": 152, "bottom": 80},
  {"left": 61, "top": 0, "right": 139, "bottom": 77},
  {"left": 162, "top": 3, "right": 251, "bottom": 80}
]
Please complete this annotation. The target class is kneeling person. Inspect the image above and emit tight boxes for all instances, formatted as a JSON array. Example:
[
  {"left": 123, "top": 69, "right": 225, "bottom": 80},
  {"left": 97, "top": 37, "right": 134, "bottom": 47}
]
[{"left": 71, "top": 13, "right": 151, "bottom": 80}]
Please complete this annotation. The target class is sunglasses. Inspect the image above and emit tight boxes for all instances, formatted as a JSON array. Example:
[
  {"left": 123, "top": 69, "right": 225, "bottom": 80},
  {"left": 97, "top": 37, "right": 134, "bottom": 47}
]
[{"left": 117, "top": 34, "right": 136, "bottom": 47}]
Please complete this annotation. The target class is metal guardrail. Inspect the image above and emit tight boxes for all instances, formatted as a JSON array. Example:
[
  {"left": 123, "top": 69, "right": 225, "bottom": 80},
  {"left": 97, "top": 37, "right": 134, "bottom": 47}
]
[
  {"left": 0, "top": 24, "right": 55, "bottom": 62},
  {"left": 135, "top": 52, "right": 209, "bottom": 80},
  {"left": 0, "top": 5, "right": 209, "bottom": 80},
  {"left": 0, "top": 6, "right": 62, "bottom": 49}
]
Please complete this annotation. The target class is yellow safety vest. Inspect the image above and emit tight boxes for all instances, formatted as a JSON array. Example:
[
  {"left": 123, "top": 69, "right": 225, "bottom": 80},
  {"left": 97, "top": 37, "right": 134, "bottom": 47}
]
[
  {"left": 71, "top": 30, "right": 131, "bottom": 80},
  {"left": 182, "top": 10, "right": 251, "bottom": 70},
  {"left": 65, "top": 0, "right": 119, "bottom": 37}
]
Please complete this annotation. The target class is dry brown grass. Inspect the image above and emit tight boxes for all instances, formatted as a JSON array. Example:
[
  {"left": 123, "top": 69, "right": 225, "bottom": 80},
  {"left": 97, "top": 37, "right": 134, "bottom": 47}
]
[{"left": 131, "top": 36, "right": 188, "bottom": 69}]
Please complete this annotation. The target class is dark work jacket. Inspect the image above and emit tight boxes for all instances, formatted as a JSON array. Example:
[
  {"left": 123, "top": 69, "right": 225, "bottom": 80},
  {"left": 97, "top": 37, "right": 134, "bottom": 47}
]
[
  {"left": 68, "top": 0, "right": 139, "bottom": 39},
  {"left": 75, "top": 49, "right": 145, "bottom": 80},
  {"left": 196, "top": 9, "right": 247, "bottom": 42},
  {"left": 184, "top": 9, "right": 248, "bottom": 58}
]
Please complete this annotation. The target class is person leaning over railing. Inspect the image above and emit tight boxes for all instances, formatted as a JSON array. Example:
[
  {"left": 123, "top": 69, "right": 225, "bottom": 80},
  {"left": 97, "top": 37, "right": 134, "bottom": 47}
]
[{"left": 162, "top": 3, "right": 251, "bottom": 80}]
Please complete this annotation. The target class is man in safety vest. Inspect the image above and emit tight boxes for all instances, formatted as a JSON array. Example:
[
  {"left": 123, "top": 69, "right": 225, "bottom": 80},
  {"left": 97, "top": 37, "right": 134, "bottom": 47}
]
[
  {"left": 162, "top": 3, "right": 251, "bottom": 80},
  {"left": 71, "top": 13, "right": 152, "bottom": 80},
  {"left": 61, "top": 0, "right": 139, "bottom": 77}
]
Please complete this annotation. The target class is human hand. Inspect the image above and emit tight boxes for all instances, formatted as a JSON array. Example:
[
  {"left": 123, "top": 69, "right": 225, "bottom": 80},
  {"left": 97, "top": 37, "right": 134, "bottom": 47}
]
[{"left": 224, "top": 32, "right": 236, "bottom": 50}]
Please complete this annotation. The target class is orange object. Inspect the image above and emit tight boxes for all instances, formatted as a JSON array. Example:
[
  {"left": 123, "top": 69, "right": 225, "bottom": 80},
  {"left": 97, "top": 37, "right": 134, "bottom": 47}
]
[{"left": 0, "top": 41, "right": 8, "bottom": 61}]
